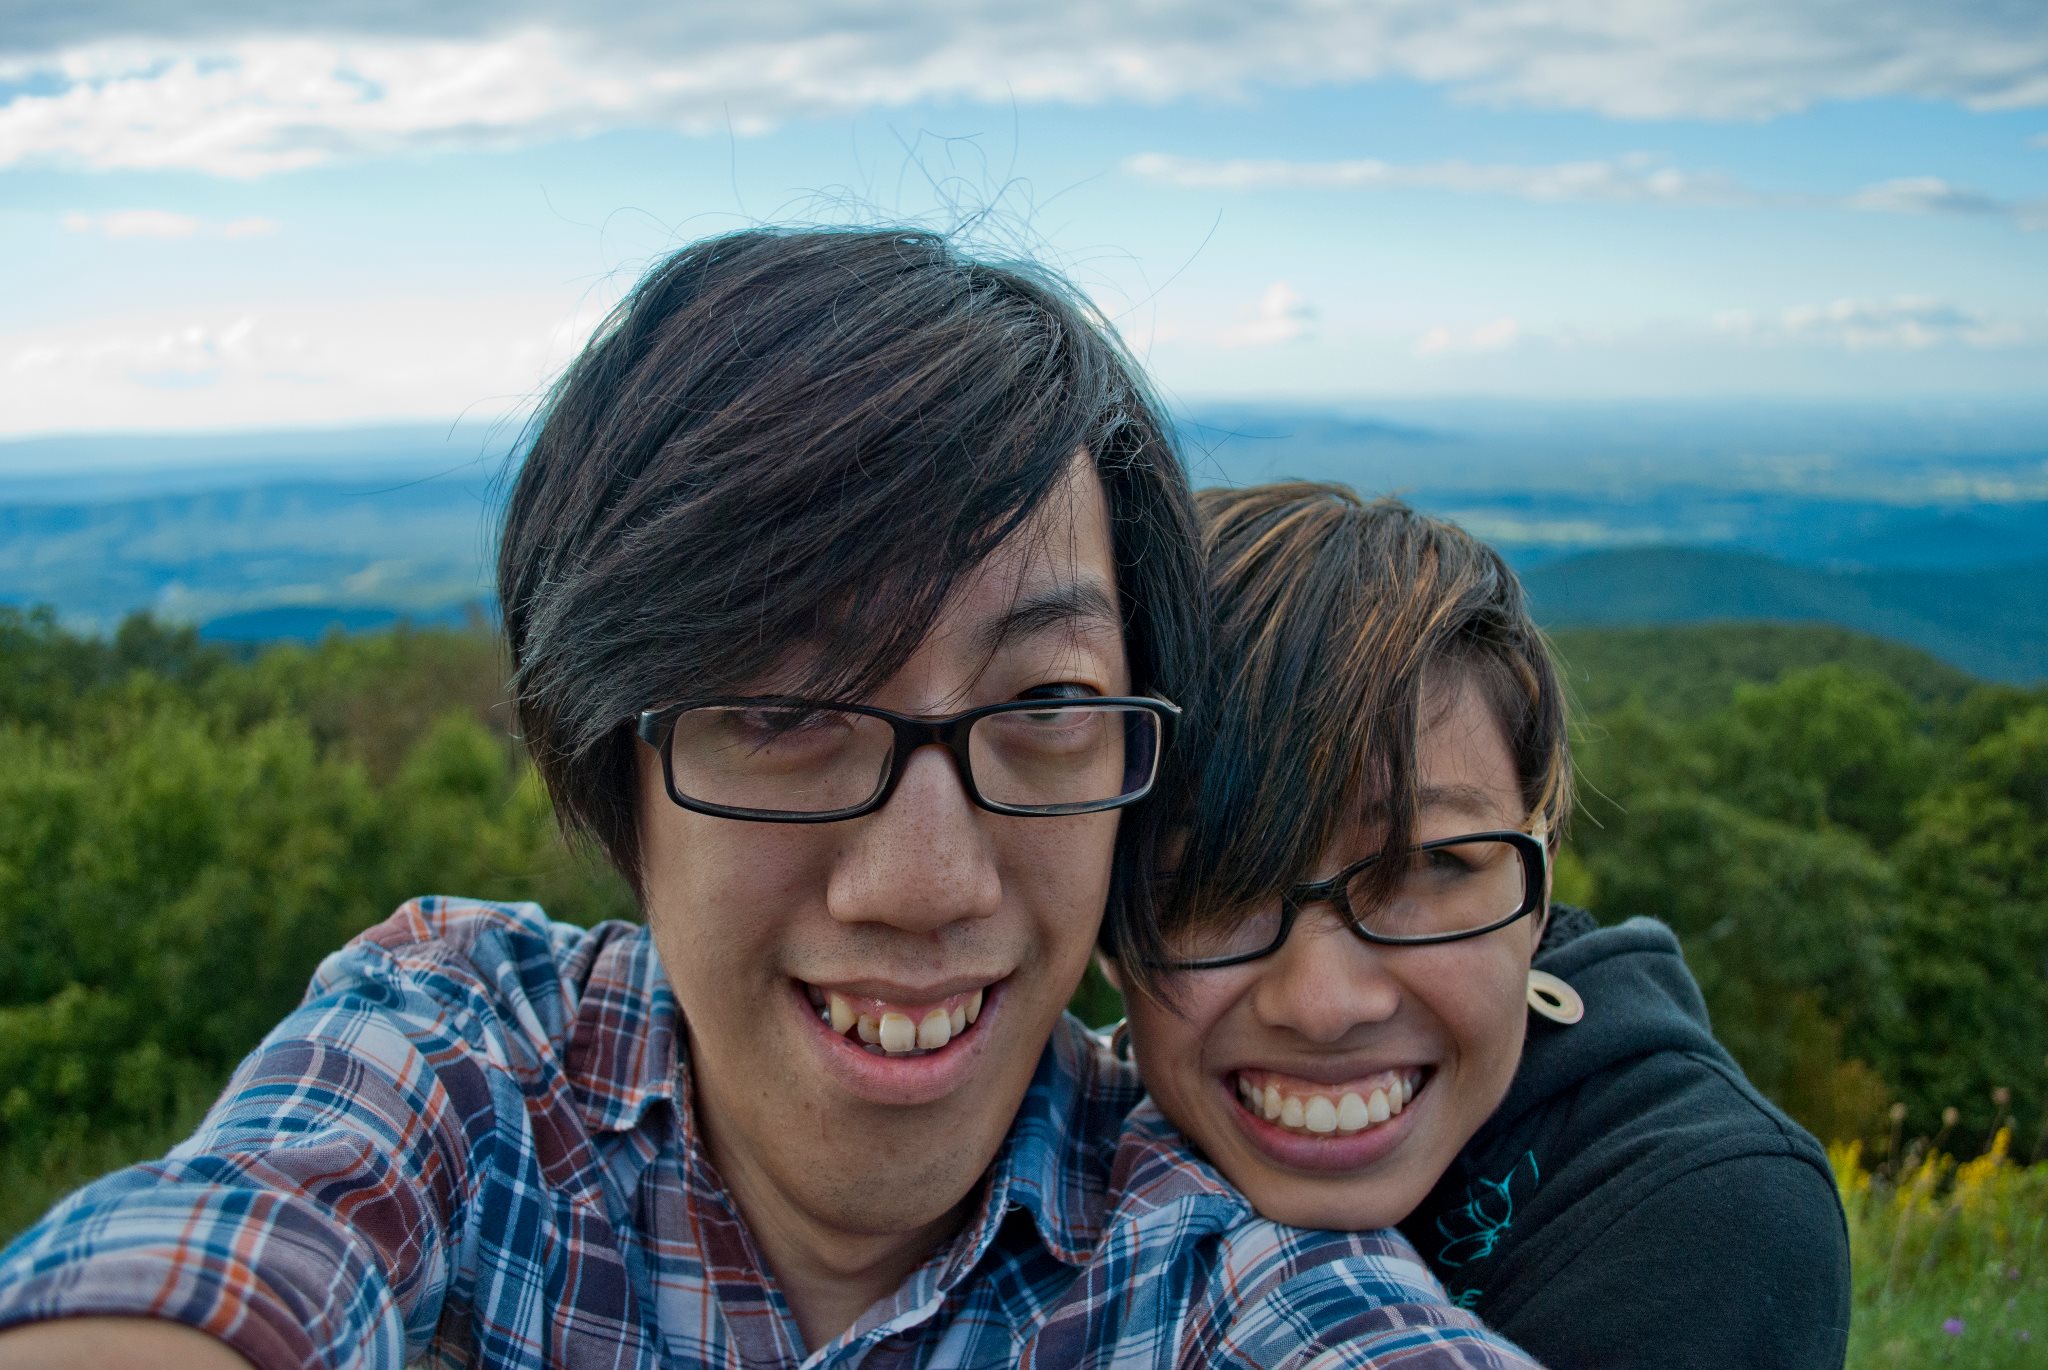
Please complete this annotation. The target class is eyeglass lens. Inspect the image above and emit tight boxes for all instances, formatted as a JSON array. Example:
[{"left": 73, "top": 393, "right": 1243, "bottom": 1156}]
[
  {"left": 664, "top": 701, "right": 1160, "bottom": 816},
  {"left": 1358, "top": 836, "right": 1530, "bottom": 939},
  {"left": 1160, "top": 835, "right": 1532, "bottom": 965}
]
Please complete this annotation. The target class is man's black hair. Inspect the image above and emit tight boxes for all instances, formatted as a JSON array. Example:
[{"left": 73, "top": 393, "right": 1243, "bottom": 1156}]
[{"left": 498, "top": 225, "right": 1203, "bottom": 985}]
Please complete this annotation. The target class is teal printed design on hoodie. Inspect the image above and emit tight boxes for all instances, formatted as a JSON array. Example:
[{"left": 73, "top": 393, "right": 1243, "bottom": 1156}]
[{"left": 1435, "top": 1150, "right": 1541, "bottom": 1275}]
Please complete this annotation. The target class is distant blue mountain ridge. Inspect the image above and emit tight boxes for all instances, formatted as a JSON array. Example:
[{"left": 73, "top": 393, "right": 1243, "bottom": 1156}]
[
  {"left": 1520, "top": 547, "right": 2048, "bottom": 682},
  {"left": 199, "top": 602, "right": 492, "bottom": 644},
  {"left": 2, "top": 405, "right": 2043, "bottom": 679}
]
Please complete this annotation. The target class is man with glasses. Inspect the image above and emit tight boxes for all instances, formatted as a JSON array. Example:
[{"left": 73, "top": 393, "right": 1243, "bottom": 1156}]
[{"left": 0, "top": 229, "right": 1537, "bottom": 1367}]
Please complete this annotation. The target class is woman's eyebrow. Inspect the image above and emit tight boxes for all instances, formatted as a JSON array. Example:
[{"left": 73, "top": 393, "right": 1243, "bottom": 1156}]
[
  {"left": 970, "top": 577, "right": 1123, "bottom": 660},
  {"left": 1416, "top": 783, "right": 1504, "bottom": 821}
]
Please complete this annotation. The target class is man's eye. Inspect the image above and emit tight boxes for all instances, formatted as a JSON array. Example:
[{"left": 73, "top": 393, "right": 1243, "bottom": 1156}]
[
  {"left": 737, "top": 706, "right": 814, "bottom": 731},
  {"left": 731, "top": 706, "right": 845, "bottom": 747}
]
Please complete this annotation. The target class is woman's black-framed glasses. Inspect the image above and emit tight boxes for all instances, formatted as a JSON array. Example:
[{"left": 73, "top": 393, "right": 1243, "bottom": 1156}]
[
  {"left": 1157, "top": 829, "right": 1549, "bottom": 969},
  {"left": 635, "top": 695, "right": 1180, "bottom": 823}
]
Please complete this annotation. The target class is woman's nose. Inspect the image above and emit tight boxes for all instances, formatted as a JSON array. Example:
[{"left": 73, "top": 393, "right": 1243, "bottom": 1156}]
[{"left": 1249, "top": 911, "right": 1401, "bottom": 1044}]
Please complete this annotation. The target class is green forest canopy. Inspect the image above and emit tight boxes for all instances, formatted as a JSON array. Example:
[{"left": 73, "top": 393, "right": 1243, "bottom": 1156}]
[{"left": 2, "top": 607, "right": 2045, "bottom": 1240}]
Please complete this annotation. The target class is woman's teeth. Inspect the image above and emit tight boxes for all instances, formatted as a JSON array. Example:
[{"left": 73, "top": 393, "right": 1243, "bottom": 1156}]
[
  {"left": 813, "top": 987, "right": 985, "bottom": 1057},
  {"left": 1235, "top": 1070, "right": 1422, "bottom": 1137}
]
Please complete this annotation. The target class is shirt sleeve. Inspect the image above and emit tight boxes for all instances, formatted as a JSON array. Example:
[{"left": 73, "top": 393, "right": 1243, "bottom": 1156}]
[
  {"left": 1017, "top": 1207, "right": 1544, "bottom": 1369},
  {"left": 0, "top": 929, "right": 519, "bottom": 1369},
  {"left": 1202, "top": 1228, "right": 1548, "bottom": 1370},
  {"left": 1494, "top": 1152, "right": 1849, "bottom": 1370}
]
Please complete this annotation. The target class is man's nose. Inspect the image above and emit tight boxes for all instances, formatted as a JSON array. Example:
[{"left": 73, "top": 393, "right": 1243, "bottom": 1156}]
[
  {"left": 1250, "top": 910, "right": 1400, "bottom": 1044},
  {"left": 825, "top": 744, "right": 1002, "bottom": 932}
]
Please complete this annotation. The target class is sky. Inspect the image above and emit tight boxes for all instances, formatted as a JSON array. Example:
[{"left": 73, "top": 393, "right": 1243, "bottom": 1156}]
[{"left": 2, "top": 1, "right": 2045, "bottom": 439}]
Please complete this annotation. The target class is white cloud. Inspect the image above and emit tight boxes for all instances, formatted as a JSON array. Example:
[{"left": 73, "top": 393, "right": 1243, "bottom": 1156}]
[
  {"left": 62, "top": 209, "right": 281, "bottom": 238},
  {"left": 0, "top": 290, "right": 618, "bottom": 434},
  {"left": 1126, "top": 151, "right": 1752, "bottom": 206},
  {"left": 1845, "top": 178, "right": 2048, "bottom": 231},
  {"left": 1213, "top": 281, "right": 1316, "bottom": 348},
  {"left": 1714, "top": 297, "right": 2027, "bottom": 350},
  {"left": 1847, "top": 177, "right": 2007, "bottom": 217},
  {"left": 63, "top": 208, "right": 198, "bottom": 237},
  {"left": 12, "top": 315, "right": 269, "bottom": 383},
  {"left": 1415, "top": 317, "right": 1520, "bottom": 357},
  {"left": 1127, "top": 152, "right": 2048, "bottom": 230},
  {"left": 2, "top": 3, "right": 2046, "bottom": 175}
]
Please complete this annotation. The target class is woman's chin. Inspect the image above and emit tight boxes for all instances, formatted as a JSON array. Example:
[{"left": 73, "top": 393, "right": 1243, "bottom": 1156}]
[{"left": 1241, "top": 1172, "right": 1422, "bottom": 1233}]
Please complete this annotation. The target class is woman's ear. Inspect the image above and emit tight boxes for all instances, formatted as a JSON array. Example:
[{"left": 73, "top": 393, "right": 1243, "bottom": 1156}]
[
  {"left": 1532, "top": 824, "right": 1557, "bottom": 953},
  {"left": 1093, "top": 952, "right": 1124, "bottom": 995}
]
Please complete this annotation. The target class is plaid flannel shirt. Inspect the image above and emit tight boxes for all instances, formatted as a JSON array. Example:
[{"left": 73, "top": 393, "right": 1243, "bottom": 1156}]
[{"left": 0, "top": 897, "right": 1538, "bottom": 1368}]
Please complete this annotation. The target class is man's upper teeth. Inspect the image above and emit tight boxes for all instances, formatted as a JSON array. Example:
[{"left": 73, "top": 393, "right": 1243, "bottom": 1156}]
[
  {"left": 1236, "top": 1070, "right": 1421, "bottom": 1137},
  {"left": 822, "top": 988, "right": 985, "bottom": 1056},
  {"left": 879, "top": 1012, "right": 917, "bottom": 1053}
]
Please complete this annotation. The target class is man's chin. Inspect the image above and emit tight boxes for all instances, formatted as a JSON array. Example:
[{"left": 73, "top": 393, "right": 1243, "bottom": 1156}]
[{"left": 777, "top": 974, "right": 1050, "bottom": 1231}]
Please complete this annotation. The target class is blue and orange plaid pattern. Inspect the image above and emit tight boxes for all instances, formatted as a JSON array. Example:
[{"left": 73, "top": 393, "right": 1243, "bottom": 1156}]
[{"left": 0, "top": 897, "right": 1537, "bottom": 1367}]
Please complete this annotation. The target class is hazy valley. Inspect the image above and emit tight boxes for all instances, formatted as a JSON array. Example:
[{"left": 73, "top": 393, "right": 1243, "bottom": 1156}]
[{"left": 3, "top": 399, "right": 2043, "bottom": 679}]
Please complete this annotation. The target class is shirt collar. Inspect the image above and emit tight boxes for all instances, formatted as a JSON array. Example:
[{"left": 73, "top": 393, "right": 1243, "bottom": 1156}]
[
  {"left": 968, "top": 1015, "right": 1145, "bottom": 1269},
  {"left": 566, "top": 921, "right": 685, "bottom": 1136}
]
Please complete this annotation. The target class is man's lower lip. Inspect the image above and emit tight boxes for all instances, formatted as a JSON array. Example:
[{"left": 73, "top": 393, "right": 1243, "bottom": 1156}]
[
  {"left": 796, "top": 980, "right": 1002, "bottom": 1105},
  {"left": 1222, "top": 1072, "right": 1428, "bottom": 1172}
]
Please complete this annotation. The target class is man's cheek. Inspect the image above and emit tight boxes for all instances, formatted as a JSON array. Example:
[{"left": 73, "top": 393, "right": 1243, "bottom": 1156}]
[{"left": 1014, "top": 822, "right": 1120, "bottom": 967}]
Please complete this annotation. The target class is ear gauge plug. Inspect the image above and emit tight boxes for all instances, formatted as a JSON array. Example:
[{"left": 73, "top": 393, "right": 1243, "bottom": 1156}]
[{"left": 1526, "top": 969, "right": 1583, "bottom": 1024}]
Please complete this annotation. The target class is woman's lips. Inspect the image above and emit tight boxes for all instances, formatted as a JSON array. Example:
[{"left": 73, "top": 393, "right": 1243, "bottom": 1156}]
[{"left": 1221, "top": 1066, "right": 1434, "bottom": 1172}]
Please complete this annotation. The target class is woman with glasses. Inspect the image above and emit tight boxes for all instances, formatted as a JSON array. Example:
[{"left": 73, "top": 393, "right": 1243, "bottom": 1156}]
[{"left": 1103, "top": 483, "right": 1850, "bottom": 1368}]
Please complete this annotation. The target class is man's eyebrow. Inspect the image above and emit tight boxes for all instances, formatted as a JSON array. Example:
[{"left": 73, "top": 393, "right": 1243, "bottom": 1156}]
[{"left": 971, "top": 578, "right": 1123, "bottom": 661}]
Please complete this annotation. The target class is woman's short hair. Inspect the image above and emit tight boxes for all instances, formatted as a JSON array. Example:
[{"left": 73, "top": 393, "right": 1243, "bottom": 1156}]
[
  {"left": 496, "top": 226, "right": 1203, "bottom": 978},
  {"left": 1162, "top": 480, "right": 1571, "bottom": 937}
]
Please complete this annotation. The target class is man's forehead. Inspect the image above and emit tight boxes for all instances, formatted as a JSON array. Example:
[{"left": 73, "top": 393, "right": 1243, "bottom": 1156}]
[
  {"left": 734, "top": 573, "right": 1119, "bottom": 706},
  {"left": 918, "top": 463, "right": 1124, "bottom": 657},
  {"left": 962, "top": 576, "right": 1123, "bottom": 660}
]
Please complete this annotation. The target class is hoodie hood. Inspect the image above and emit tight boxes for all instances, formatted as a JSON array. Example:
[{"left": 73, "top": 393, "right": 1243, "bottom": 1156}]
[{"left": 1488, "top": 904, "right": 1732, "bottom": 1136}]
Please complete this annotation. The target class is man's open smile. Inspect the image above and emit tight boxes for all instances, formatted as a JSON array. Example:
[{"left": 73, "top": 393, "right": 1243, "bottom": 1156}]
[
  {"left": 790, "top": 975, "right": 1012, "bottom": 1107},
  {"left": 802, "top": 981, "right": 991, "bottom": 1056}
]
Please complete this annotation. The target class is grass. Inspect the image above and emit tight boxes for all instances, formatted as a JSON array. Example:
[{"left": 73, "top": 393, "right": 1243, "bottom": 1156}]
[
  {"left": 1838, "top": 1128, "right": 2048, "bottom": 1367},
  {"left": 1, "top": 1086, "right": 217, "bottom": 1242}
]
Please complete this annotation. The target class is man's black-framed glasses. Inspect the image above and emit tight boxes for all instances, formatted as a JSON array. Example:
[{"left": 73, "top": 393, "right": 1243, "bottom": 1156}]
[
  {"left": 1158, "top": 830, "right": 1549, "bottom": 969},
  {"left": 635, "top": 695, "right": 1180, "bottom": 823}
]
